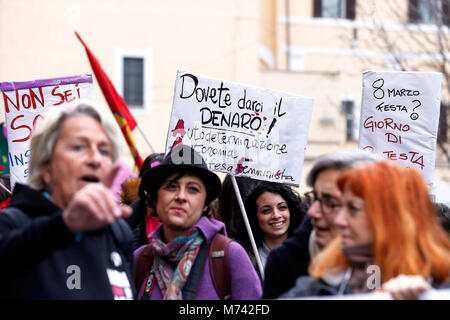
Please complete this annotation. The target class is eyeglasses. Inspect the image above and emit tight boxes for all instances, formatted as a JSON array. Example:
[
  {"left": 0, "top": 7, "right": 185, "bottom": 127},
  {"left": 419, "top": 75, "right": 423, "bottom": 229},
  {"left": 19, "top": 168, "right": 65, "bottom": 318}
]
[{"left": 303, "top": 190, "right": 343, "bottom": 216}]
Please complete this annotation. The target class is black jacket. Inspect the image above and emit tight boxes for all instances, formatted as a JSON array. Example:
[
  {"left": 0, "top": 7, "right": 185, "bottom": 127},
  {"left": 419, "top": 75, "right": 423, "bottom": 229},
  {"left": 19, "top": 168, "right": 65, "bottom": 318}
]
[
  {"left": 280, "top": 275, "right": 353, "bottom": 298},
  {"left": 0, "top": 184, "right": 135, "bottom": 300},
  {"left": 263, "top": 216, "right": 313, "bottom": 299},
  {"left": 126, "top": 198, "right": 149, "bottom": 251},
  {"left": 280, "top": 272, "right": 450, "bottom": 299}
]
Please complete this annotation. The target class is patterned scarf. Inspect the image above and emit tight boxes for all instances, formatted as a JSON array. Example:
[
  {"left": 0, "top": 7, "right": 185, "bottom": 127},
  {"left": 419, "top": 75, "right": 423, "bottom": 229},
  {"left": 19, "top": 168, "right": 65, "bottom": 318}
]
[{"left": 151, "top": 228, "right": 204, "bottom": 300}]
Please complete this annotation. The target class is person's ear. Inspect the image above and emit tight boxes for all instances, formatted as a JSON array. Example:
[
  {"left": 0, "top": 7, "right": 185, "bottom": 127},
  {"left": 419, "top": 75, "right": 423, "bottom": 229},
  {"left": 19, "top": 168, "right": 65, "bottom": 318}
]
[{"left": 40, "top": 165, "right": 51, "bottom": 186}]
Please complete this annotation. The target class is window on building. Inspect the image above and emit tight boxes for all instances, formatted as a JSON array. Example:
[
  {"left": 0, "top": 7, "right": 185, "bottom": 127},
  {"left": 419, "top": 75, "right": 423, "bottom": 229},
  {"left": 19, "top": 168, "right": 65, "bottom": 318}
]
[
  {"left": 418, "top": 0, "right": 434, "bottom": 23},
  {"left": 313, "top": 0, "right": 355, "bottom": 20},
  {"left": 115, "top": 48, "right": 153, "bottom": 113},
  {"left": 438, "top": 103, "right": 448, "bottom": 143},
  {"left": 123, "top": 57, "right": 144, "bottom": 108},
  {"left": 408, "top": 0, "right": 450, "bottom": 26},
  {"left": 342, "top": 99, "right": 357, "bottom": 141}
]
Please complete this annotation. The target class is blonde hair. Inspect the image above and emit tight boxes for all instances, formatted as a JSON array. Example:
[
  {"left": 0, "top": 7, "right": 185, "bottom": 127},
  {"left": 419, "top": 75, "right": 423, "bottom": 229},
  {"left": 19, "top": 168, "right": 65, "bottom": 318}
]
[{"left": 28, "top": 100, "right": 121, "bottom": 190}]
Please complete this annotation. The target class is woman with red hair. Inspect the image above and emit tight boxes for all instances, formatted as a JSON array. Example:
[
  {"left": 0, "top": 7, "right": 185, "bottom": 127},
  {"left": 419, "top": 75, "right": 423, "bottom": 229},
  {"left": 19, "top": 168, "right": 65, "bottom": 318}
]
[{"left": 281, "top": 161, "right": 450, "bottom": 299}]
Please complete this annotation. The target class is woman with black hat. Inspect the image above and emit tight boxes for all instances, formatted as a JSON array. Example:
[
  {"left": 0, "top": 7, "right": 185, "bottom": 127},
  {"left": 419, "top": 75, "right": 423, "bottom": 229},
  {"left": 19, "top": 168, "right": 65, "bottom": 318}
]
[{"left": 134, "top": 144, "right": 262, "bottom": 300}]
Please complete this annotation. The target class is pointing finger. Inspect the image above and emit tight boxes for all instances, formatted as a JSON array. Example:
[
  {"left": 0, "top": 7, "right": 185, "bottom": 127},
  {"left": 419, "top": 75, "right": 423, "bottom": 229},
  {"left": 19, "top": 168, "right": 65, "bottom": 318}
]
[{"left": 103, "top": 162, "right": 121, "bottom": 189}]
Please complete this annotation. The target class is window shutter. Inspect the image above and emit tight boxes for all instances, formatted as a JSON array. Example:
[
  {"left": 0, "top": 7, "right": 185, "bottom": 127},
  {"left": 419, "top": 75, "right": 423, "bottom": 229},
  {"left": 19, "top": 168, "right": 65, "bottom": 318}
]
[{"left": 123, "top": 57, "right": 144, "bottom": 107}]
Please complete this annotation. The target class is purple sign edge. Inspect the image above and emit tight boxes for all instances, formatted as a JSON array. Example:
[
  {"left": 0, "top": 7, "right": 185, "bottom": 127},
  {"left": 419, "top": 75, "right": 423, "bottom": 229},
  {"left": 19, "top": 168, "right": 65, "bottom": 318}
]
[{"left": 0, "top": 74, "right": 93, "bottom": 92}]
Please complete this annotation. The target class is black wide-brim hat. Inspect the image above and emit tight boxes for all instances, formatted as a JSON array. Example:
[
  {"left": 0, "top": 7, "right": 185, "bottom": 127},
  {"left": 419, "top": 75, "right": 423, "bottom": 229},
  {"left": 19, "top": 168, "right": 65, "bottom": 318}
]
[{"left": 139, "top": 144, "right": 222, "bottom": 203}]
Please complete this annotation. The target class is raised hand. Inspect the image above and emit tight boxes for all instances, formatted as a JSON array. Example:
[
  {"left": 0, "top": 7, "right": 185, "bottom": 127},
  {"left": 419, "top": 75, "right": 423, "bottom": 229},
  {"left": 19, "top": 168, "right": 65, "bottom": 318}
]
[
  {"left": 381, "top": 274, "right": 431, "bottom": 300},
  {"left": 62, "top": 162, "right": 132, "bottom": 233}
]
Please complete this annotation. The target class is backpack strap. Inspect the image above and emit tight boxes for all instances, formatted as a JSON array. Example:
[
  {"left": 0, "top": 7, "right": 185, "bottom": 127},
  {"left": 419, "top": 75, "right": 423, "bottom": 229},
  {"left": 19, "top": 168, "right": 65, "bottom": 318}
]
[
  {"left": 209, "top": 233, "right": 232, "bottom": 300},
  {"left": 182, "top": 242, "right": 208, "bottom": 300},
  {"left": 135, "top": 244, "right": 154, "bottom": 295}
]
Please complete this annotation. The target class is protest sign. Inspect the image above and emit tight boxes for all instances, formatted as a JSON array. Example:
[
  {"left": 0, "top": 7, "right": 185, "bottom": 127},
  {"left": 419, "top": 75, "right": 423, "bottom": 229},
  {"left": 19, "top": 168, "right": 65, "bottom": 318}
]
[
  {"left": 0, "top": 74, "right": 93, "bottom": 187},
  {"left": 358, "top": 71, "right": 442, "bottom": 185},
  {"left": 166, "top": 70, "right": 314, "bottom": 186}
]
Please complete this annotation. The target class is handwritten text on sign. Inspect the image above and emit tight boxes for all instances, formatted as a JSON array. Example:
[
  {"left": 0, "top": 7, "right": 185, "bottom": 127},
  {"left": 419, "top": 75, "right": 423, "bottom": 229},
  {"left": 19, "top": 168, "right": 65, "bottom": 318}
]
[
  {"left": 358, "top": 71, "right": 442, "bottom": 184},
  {"left": 166, "top": 71, "right": 314, "bottom": 186},
  {"left": 1, "top": 74, "right": 93, "bottom": 186}
]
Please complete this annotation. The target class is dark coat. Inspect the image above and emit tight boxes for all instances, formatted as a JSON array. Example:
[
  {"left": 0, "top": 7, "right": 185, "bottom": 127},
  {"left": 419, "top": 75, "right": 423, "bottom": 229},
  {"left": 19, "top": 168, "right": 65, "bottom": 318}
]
[
  {"left": 0, "top": 183, "right": 135, "bottom": 300},
  {"left": 280, "top": 275, "right": 353, "bottom": 298},
  {"left": 126, "top": 198, "right": 149, "bottom": 251},
  {"left": 263, "top": 216, "right": 313, "bottom": 299},
  {"left": 280, "top": 273, "right": 450, "bottom": 299}
]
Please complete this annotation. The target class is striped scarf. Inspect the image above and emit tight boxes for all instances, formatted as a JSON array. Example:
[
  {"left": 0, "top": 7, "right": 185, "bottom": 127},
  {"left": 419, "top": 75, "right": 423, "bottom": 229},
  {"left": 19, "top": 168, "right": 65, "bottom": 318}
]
[{"left": 151, "top": 228, "right": 204, "bottom": 300}]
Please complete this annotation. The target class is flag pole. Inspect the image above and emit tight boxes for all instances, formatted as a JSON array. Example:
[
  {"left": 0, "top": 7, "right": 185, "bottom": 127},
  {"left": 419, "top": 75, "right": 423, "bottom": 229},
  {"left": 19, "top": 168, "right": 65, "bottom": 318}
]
[
  {"left": 75, "top": 31, "right": 144, "bottom": 170},
  {"left": 137, "top": 124, "right": 155, "bottom": 154},
  {"left": 0, "top": 182, "right": 11, "bottom": 195},
  {"left": 230, "top": 175, "right": 265, "bottom": 279}
]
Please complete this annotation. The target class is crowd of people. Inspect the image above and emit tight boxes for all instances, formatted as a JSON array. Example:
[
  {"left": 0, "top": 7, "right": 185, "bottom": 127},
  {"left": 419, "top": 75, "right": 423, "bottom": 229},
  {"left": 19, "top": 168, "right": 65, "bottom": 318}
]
[{"left": 0, "top": 100, "right": 449, "bottom": 300}]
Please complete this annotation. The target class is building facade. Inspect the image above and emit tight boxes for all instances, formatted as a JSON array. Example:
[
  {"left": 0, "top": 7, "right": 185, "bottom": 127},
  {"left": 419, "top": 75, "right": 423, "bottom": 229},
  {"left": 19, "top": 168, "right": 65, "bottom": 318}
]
[{"left": 0, "top": 0, "right": 449, "bottom": 198}]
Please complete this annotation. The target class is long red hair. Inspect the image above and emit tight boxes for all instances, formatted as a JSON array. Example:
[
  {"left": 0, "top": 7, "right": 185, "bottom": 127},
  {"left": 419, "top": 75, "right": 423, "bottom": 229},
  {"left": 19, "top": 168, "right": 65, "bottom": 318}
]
[{"left": 310, "top": 161, "right": 450, "bottom": 283}]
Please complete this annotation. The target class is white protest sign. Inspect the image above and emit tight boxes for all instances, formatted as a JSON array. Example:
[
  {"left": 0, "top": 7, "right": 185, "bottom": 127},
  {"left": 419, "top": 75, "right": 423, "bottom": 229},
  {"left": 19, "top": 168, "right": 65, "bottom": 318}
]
[
  {"left": 166, "top": 70, "right": 314, "bottom": 186},
  {"left": 0, "top": 74, "right": 93, "bottom": 188},
  {"left": 358, "top": 71, "right": 442, "bottom": 185}
]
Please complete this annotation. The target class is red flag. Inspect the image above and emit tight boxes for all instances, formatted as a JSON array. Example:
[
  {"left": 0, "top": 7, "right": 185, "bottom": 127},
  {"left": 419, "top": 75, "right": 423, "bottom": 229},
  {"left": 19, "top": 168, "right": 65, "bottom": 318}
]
[{"left": 75, "top": 32, "right": 143, "bottom": 170}]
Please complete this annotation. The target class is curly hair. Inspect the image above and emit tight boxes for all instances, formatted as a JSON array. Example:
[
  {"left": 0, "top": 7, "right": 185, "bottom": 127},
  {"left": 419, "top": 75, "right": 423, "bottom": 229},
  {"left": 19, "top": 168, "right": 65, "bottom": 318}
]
[
  {"left": 243, "top": 181, "right": 307, "bottom": 252},
  {"left": 217, "top": 175, "right": 263, "bottom": 241}
]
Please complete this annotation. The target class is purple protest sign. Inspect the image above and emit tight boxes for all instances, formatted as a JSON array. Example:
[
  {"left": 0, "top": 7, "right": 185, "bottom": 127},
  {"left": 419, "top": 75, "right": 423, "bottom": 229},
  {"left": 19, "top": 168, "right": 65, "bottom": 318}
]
[{"left": 1, "top": 74, "right": 93, "bottom": 187}]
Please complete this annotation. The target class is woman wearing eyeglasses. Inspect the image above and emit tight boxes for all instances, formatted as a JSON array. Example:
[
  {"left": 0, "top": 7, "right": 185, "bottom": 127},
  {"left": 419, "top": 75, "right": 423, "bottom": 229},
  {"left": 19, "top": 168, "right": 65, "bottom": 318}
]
[
  {"left": 263, "top": 149, "right": 381, "bottom": 299},
  {"left": 281, "top": 161, "right": 450, "bottom": 299}
]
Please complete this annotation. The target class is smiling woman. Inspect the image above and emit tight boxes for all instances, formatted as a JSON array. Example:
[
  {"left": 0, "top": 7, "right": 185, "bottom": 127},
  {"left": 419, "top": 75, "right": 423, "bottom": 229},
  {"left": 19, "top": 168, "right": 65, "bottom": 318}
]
[
  {"left": 244, "top": 181, "right": 306, "bottom": 277},
  {"left": 134, "top": 144, "right": 262, "bottom": 300},
  {"left": 0, "top": 101, "right": 135, "bottom": 300}
]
